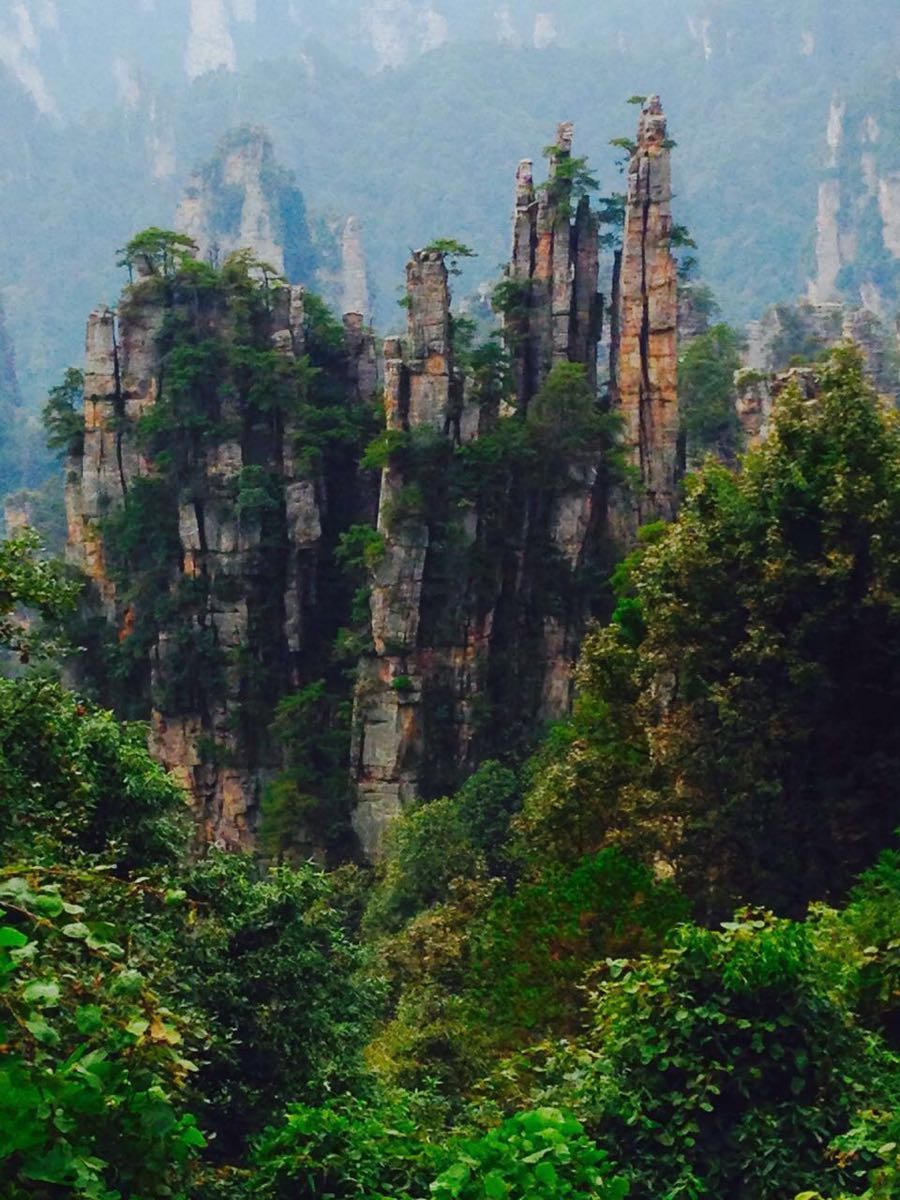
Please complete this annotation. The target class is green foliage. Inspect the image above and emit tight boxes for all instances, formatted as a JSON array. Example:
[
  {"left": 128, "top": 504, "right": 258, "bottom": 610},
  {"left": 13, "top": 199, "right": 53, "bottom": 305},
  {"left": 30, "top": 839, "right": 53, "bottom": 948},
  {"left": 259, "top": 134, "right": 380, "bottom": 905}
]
[
  {"left": 811, "top": 845, "right": 900, "bottom": 1048},
  {"left": 670, "top": 223, "right": 697, "bottom": 250},
  {"left": 234, "top": 465, "right": 281, "bottom": 518},
  {"left": 559, "top": 914, "right": 898, "bottom": 1200},
  {"left": 117, "top": 227, "right": 198, "bottom": 281},
  {"left": 539, "top": 154, "right": 599, "bottom": 215},
  {"left": 303, "top": 291, "right": 347, "bottom": 361},
  {"left": 250, "top": 1093, "right": 442, "bottom": 1199},
  {"left": 802, "top": 1106, "right": 900, "bottom": 1200},
  {"left": 422, "top": 239, "right": 477, "bottom": 276},
  {"left": 102, "top": 477, "right": 180, "bottom": 588},
  {"left": 0, "top": 529, "right": 79, "bottom": 662},
  {"left": 335, "top": 524, "right": 386, "bottom": 572},
  {"left": 521, "top": 348, "right": 900, "bottom": 916},
  {"left": 765, "top": 302, "right": 845, "bottom": 371},
  {"left": 0, "top": 867, "right": 206, "bottom": 1200},
  {"left": 491, "top": 278, "right": 531, "bottom": 323},
  {"left": 364, "top": 795, "right": 487, "bottom": 937},
  {"left": 170, "top": 854, "right": 376, "bottom": 1152},
  {"left": 261, "top": 681, "right": 355, "bottom": 858},
  {"left": 361, "top": 428, "right": 411, "bottom": 471},
  {"left": 0, "top": 676, "right": 187, "bottom": 869},
  {"left": 678, "top": 323, "right": 743, "bottom": 463},
  {"left": 597, "top": 193, "right": 626, "bottom": 248},
  {"left": 431, "top": 1108, "right": 628, "bottom": 1200},
  {"left": 251, "top": 1101, "right": 628, "bottom": 1200},
  {"left": 365, "top": 761, "right": 520, "bottom": 937},
  {"left": 469, "top": 849, "right": 687, "bottom": 1038},
  {"left": 42, "top": 368, "right": 85, "bottom": 457},
  {"left": 526, "top": 362, "right": 613, "bottom": 478}
]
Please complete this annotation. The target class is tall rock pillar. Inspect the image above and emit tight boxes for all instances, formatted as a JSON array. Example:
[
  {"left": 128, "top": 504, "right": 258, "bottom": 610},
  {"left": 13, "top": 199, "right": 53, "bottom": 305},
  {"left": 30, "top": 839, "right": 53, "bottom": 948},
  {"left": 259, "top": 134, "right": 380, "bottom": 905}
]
[
  {"left": 613, "top": 95, "right": 680, "bottom": 531},
  {"left": 352, "top": 251, "right": 456, "bottom": 858},
  {"left": 506, "top": 123, "right": 601, "bottom": 410}
]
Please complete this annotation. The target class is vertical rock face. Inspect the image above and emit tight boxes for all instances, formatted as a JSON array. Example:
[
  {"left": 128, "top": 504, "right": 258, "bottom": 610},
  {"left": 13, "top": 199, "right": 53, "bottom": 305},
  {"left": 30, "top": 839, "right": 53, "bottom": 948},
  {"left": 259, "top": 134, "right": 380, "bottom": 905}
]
[
  {"left": 735, "top": 365, "right": 820, "bottom": 450},
  {"left": 612, "top": 95, "right": 681, "bottom": 532},
  {"left": 65, "top": 269, "right": 378, "bottom": 850},
  {"left": 66, "top": 105, "right": 688, "bottom": 862},
  {"left": 506, "top": 123, "right": 601, "bottom": 410},
  {"left": 741, "top": 299, "right": 898, "bottom": 407},
  {"left": 352, "top": 125, "right": 612, "bottom": 859},
  {"left": 808, "top": 89, "right": 900, "bottom": 315},
  {"left": 176, "top": 127, "right": 318, "bottom": 284},
  {"left": 0, "top": 295, "right": 43, "bottom": 498},
  {"left": 341, "top": 217, "right": 371, "bottom": 320},
  {"left": 352, "top": 252, "right": 455, "bottom": 857}
]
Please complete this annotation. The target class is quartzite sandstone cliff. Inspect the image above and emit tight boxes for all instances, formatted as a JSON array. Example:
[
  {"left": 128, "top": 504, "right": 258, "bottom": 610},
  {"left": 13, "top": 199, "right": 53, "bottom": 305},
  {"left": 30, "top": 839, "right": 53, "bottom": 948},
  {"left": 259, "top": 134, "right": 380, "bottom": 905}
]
[{"left": 65, "top": 99, "right": 682, "bottom": 858}]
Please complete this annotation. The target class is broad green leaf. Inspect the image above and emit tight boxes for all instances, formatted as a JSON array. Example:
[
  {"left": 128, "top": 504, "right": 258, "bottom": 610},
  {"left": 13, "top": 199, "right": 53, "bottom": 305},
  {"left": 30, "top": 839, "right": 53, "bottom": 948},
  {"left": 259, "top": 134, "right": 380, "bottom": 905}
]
[{"left": 22, "top": 980, "right": 61, "bottom": 1006}]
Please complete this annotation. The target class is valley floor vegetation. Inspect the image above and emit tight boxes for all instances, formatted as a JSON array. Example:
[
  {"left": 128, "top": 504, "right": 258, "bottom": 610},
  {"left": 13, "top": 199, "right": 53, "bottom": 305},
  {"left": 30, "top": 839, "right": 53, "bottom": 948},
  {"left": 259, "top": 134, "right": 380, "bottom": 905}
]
[{"left": 1, "top": 346, "right": 898, "bottom": 1200}]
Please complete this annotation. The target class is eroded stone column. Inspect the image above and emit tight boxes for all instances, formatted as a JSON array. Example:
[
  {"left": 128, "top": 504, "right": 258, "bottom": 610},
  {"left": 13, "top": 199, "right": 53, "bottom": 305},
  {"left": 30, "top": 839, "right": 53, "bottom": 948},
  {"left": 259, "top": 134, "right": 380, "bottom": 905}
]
[
  {"left": 352, "top": 252, "right": 455, "bottom": 858},
  {"left": 614, "top": 95, "right": 681, "bottom": 531}
]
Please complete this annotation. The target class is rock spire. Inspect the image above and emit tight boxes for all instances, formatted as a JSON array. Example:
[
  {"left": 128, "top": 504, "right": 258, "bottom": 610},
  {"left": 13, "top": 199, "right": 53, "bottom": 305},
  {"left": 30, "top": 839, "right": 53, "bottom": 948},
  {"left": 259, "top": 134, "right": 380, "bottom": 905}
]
[{"left": 611, "top": 95, "right": 681, "bottom": 531}]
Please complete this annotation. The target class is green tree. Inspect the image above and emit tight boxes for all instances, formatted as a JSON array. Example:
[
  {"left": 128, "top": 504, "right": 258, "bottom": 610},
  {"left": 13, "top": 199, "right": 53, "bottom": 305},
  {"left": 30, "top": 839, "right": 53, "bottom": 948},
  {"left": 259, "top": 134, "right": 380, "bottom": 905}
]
[
  {"left": 561, "top": 914, "right": 898, "bottom": 1200},
  {"left": 421, "top": 238, "right": 476, "bottom": 277},
  {"left": 0, "top": 677, "right": 187, "bottom": 869},
  {"left": 519, "top": 348, "right": 900, "bottom": 916},
  {"left": 172, "top": 854, "right": 376, "bottom": 1153},
  {"left": 116, "top": 227, "right": 198, "bottom": 281},
  {"left": 42, "top": 368, "right": 85, "bottom": 457},
  {"left": 678, "top": 324, "right": 743, "bottom": 463},
  {"left": 0, "top": 529, "right": 79, "bottom": 663}
]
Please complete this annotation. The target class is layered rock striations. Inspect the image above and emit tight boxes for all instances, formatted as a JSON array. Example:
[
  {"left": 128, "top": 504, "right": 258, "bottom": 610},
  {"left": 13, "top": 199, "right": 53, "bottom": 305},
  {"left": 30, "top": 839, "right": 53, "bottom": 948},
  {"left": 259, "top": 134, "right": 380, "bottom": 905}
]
[
  {"left": 507, "top": 124, "right": 601, "bottom": 410},
  {"left": 65, "top": 255, "right": 378, "bottom": 849},
  {"left": 66, "top": 100, "right": 686, "bottom": 862},
  {"left": 353, "top": 117, "right": 681, "bottom": 858},
  {"left": 808, "top": 89, "right": 900, "bottom": 316},
  {"left": 610, "top": 95, "right": 681, "bottom": 532}
]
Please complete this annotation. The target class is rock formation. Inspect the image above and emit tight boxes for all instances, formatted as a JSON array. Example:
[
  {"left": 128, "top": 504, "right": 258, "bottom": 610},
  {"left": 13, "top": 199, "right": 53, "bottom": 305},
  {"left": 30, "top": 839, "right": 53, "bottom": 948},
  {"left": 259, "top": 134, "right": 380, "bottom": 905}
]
[
  {"left": 176, "top": 127, "right": 318, "bottom": 284},
  {"left": 352, "top": 122, "right": 633, "bottom": 859},
  {"left": 506, "top": 124, "right": 601, "bottom": 410},
  {"left": 341, "top": 217, "right": 371, "bottom": 320},
  {"left": 739, "top": 299, "right": 898, "bottom": 425},
  {"left": 735, "top": 365, "right": 819, "bottom": 450},
  {"left": 808, "top": 93, "right": 900, "bottom": 316},
  {"left": 65, "top": 263, "right": 378, "bottom": 849},
  {"left": 65, "top": 102, "right": 686, "bottom": 862},
  {"left": 610, "top": 96, "right": 681, "bottom": 532}
]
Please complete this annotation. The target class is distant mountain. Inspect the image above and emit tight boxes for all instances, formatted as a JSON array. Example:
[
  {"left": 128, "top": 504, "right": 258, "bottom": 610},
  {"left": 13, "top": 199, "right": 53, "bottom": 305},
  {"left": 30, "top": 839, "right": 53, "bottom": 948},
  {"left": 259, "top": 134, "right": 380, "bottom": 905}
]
[{"left": 0, "top": 0, "right": 898, "bottom": 492}]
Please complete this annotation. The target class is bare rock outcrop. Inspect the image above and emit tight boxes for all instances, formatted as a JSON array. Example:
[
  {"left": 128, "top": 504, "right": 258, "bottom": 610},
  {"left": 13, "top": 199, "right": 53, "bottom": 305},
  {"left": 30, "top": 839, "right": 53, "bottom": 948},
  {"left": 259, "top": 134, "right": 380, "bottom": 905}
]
[
  {"left": 65, "top": 270, "right": 378, "bottom": 849},
  {"left": 610, "top": 95, "right": 681, "bottom": 533},
  {"left": 352, "top": 124, "right": 619, "bottom": 858}
]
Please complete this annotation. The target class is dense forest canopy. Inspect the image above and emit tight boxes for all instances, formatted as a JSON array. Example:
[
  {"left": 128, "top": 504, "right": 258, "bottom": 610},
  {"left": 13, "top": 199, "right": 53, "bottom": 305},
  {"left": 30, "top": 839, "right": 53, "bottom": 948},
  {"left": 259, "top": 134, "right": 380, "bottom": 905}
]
[
  {"left": 1, "top": 4, "right": 899, "bottom": 1197},
  {"left": 2, "top": 337, "right": 899, "bottom": 1196}
]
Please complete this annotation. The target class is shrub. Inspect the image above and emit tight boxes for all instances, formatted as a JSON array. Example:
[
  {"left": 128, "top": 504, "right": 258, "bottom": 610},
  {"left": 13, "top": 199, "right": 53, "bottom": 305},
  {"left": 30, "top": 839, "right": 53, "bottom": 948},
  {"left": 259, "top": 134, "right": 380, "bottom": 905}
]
[
  {"left": 469, "top": 849, "right": 687, "bottom": 1038},
  {"left": 174, "top": 854, "right": 377, "bottom": 1152},
  {"left": 0, "top": 676, "right": 187, "bottom": 869},
  {"left": 251, "top": 1094, "right": 442, "bottom": 1199},
  {"left": 0, "top": 868, "right": 205, "bottom": 1200},
  {"left": 431, "top": 1108, "right": 628, "bottom": 1200},
  {"left": 567, "top": 914, "right": 897, "bottom": 1200}
]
